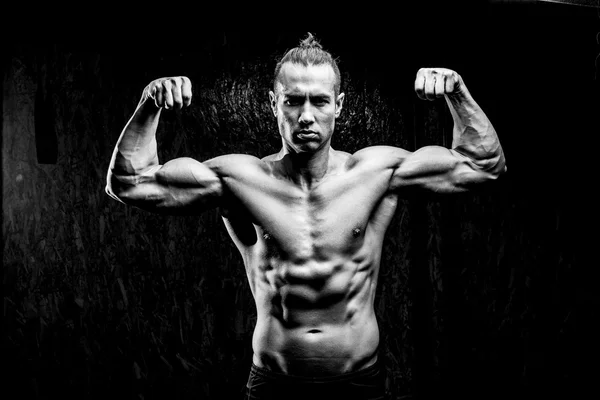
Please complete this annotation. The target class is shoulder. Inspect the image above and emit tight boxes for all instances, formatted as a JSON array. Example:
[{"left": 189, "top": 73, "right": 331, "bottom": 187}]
[
  {"left": 260, "top": 152, "right": 280, "bottom": 162},
  {"left": 347, "top": 145, "right": 411, "bottom": 170},
  {"left": 203, "top": 153, "right": 270, "bottom": 178}
]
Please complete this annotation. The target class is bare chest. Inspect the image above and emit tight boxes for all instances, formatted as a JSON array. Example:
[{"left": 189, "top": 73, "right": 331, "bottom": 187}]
[{"left": 223, "top": 168, "right": 397, "bottom": 261}]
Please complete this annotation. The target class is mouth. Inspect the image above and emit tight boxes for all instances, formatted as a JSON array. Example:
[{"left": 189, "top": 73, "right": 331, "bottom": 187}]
[{"left": 295, "top": 130, "right": 319, "bottom": 141}]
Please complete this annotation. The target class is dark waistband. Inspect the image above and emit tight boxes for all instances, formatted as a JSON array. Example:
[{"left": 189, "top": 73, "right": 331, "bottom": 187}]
[{"left": 250, "top": 358, "right": 383, "bottom": 384}]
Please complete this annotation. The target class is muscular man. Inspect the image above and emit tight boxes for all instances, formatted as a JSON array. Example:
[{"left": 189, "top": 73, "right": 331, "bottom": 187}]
[{"left": 106, "top": 34, "right": 506, "bottom": 399}]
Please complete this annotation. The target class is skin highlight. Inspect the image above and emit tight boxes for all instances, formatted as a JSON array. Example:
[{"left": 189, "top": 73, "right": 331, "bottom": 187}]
[{"left": 106, "top": 39, "right": 505, "bottom": 378}]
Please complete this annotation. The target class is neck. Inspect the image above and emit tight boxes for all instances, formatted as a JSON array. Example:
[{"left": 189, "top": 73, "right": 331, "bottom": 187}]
[{"left": 278, "top": 144, "right": 334, "bottom": 189}]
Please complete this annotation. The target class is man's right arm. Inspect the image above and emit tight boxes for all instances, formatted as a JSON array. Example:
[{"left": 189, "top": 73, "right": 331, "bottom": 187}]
[{"left": 106, "top": 76, "right": 223, "bottom": 215}]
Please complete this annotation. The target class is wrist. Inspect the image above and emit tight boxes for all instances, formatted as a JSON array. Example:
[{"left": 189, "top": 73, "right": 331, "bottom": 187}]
[{"left": 132, "top": 95, "right": 162, "bottom": 125}]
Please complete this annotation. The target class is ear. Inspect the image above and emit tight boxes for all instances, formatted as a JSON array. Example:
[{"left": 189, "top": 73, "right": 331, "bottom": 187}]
[
  {"left": 335, "top": 92, "right": 345, "bottom": 118},
  {"left": 269, "top": 91, "right": 278, "bottom": 117}
]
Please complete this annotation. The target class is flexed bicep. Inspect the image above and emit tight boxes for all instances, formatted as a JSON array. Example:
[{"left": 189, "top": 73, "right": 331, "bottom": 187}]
[
  {"left": 390, "top": 146, "right": 498, "bottom": 194},
  {"left": 109, "top": 157, "right": 224, "bottom": 215}
]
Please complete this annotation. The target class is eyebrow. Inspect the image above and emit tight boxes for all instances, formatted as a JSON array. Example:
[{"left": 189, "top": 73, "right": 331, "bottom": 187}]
[{"left": 283, "top": 92, "right": 332, "bottom": 99}]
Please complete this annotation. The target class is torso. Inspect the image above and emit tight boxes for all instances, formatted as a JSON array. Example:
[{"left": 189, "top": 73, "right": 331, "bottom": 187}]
[{"left": 211, "top": 148, "right": 400, "bottom": 376}]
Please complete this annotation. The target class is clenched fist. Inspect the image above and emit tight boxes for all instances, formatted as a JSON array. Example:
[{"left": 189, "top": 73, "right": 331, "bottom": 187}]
[
  {"left": 414, "top": 68, "right": 464, "bottom": 101},
  {"left": 143, "top": 76, "right": 192, "bottom": 110}
]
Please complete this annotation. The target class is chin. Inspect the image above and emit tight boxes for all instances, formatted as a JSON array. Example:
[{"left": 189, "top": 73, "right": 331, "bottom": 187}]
[{"left": 294, "top": 142, "right": 323, "bottom": 153}]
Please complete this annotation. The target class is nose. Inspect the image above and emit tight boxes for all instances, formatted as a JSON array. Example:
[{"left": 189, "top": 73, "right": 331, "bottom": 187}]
[{"left": 298, "top": 103, "right": 315, "bottom": 126}]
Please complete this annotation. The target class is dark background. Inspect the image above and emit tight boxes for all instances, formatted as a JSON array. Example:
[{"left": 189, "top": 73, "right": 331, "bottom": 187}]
[{"left": 3, "top": 2, "right": 600, "bottom": 399}]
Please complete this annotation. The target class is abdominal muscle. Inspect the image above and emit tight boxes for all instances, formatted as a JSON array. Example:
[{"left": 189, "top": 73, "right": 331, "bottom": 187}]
[{"left": 249, "top": 257, "right": 381, "bottom": 376}]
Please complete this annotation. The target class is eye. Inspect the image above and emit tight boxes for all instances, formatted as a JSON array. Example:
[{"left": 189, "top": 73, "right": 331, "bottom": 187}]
[
  {"left": 284, "top": 98, "right": 302, "bottom": 106},
  {"left": 312, "top": 97, "right": 329, "bottom": 106}
]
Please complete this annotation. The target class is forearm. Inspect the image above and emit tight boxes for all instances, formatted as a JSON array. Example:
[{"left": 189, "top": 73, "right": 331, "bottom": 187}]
[
  {"left": 445, "top": 84, "right": 506, "bottom": 175},
  {"left": 107, "top": 96, "right": 162, "bottom": 189}
]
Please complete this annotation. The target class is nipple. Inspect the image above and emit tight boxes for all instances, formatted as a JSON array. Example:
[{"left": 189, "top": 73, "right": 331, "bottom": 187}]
[{"left": 353, "top": 227, "right": 361, "bottom": 237}]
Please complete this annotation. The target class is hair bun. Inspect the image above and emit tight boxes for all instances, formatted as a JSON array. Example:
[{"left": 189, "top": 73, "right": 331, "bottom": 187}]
[{"left": 299, "top": 32, "right": 323, "bottom": 49}]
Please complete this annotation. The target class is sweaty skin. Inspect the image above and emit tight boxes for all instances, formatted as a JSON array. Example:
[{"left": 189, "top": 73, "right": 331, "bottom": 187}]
[
  {"left": 213, "top": 148, "right": 398, "bottom": 376},
  {"left": 106, "top": 64, "right": 505, "bottom": 377}
]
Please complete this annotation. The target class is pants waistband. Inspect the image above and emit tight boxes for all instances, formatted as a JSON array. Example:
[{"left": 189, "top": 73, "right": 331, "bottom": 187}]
[{"left": 249, "top": 358, "right": 383, "bottom": 384}]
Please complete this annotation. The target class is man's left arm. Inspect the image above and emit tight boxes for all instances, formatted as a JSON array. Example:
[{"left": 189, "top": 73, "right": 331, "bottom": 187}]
[{"left": 390, "top": 68, "right": 506, "bottom": 193}]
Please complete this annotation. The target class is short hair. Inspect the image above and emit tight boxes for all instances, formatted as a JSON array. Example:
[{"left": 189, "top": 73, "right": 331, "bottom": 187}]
[{"left": 273, "top": 32, "right": 341, "bottom": 96}]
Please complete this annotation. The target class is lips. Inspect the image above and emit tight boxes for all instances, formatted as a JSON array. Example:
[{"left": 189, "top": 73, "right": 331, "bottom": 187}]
[{"left": 295, "top": 131, "right": 318, "bottom": 141}]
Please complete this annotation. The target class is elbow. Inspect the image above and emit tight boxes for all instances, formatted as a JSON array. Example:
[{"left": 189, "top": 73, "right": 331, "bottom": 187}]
[
  {"left": 498, "top": 162, "right": 507, "bottom": 176},
  {"left": 105, "top": 183, "right": 122, "bottom": 203},
  {"left": 482, "top": 163, "right": 506, "bottom": 183},
  {"left": 483, "top": 159, "right": 507, "bottom": 186},
  {"left": 455, "top": 160, "right": 506, "bottom": 190},
  {"left": 476, "top": 152, "right": 507, "bottom": 178},
  {"left": 105, "top": 172, "right": 127, "bottom": 204},
  {"left": 491, "top": 154, "right": 507, "bottom": 178}
]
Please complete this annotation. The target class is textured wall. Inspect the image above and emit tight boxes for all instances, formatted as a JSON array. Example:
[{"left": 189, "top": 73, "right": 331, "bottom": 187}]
[{"left": 3, "top": 5, "right": 600, "bottom": 400}]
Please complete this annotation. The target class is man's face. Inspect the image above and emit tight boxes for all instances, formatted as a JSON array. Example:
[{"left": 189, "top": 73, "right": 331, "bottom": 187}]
[{"left": 269, "top": 63, "right": 344, "bottom": 154}]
